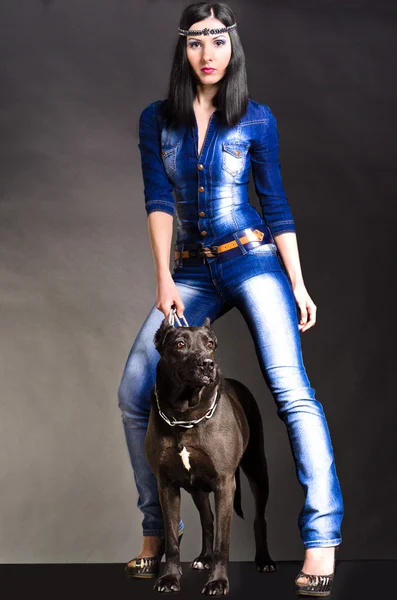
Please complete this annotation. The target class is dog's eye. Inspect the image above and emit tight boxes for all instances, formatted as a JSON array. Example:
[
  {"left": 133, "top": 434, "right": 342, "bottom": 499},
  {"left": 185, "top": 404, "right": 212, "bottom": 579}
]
[
  {"left": 176, "top": 341, "right": 185, "bottom": 349},
  {"left": 208, "top": 341, "right": 214, "bottom": 349}
]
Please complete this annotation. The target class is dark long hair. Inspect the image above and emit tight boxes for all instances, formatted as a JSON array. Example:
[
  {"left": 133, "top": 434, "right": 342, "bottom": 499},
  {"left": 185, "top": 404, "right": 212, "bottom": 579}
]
[{"left": 163, "top": 2, "right": 249, "bottom": 129}]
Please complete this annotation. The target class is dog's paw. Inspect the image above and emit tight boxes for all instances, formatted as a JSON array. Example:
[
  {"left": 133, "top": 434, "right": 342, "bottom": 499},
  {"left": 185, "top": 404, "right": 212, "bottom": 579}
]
[
  {"left": 255, "top": 559, "right": 277, "bottom": 573},
  {"left": 190, "top": 554, "right": 213, "bottom": 570},
  {"left": 153, "top": 573, "right": 181, "bottom": 593},
  {"left": 202, "top": 578, "right": 229, "bottom": 596}
]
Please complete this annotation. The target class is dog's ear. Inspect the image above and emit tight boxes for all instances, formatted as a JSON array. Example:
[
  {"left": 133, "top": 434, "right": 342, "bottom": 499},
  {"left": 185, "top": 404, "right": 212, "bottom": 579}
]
[
  {"left": 211, "top": 332, "right": 218, "bottom": 351},
  {"left": 203, "top": 316, "right": 218, "bottom": 350},
  {"left": 153, "top": 318, "right": 174, "bottom": 353}
]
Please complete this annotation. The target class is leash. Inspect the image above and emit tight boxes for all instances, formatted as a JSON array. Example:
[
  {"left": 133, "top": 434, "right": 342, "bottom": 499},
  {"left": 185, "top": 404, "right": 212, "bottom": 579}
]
[
  {"left": 154, "top": 306, "right": 220, "bottom": 428},
  {"left": 167, "top": 305, "right": 189, "bottom": 327}
]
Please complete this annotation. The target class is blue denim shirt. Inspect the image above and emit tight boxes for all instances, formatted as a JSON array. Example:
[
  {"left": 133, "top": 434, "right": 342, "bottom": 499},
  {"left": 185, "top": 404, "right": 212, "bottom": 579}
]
[{"left": 138, "top": 98, "right": 296, "bottom": 245}]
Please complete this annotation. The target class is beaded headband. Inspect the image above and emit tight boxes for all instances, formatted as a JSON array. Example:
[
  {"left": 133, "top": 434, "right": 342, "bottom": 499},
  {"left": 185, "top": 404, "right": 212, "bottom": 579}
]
[{"left": 178, "top": 23, "right": 237, "bottom": 37}]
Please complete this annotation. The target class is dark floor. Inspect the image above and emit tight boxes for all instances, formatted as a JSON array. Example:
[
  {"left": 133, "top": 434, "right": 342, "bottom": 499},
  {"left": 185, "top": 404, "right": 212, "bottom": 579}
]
[{"left": 1, "top": 560, "right": 393, "bottom": 599}]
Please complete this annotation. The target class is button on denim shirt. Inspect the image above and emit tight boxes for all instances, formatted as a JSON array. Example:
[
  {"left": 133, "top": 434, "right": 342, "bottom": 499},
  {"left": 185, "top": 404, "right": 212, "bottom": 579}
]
[{"left": 138, "top": 98, "right": 296, "bottom": 246}]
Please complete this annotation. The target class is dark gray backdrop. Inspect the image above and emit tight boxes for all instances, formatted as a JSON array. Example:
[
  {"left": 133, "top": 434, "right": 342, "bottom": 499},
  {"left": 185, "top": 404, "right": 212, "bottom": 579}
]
[{"left": 1, "top": 0, "right": 395, "bottom": 563}]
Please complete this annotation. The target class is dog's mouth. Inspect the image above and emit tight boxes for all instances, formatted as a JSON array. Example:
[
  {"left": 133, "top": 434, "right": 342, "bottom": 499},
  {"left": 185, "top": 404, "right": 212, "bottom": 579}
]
[
  {"left": 197, "top": 374, "right": 213, "bottom": 386},
  {"left": 178, "top": 368, "right": 215, "bottom": 387}
]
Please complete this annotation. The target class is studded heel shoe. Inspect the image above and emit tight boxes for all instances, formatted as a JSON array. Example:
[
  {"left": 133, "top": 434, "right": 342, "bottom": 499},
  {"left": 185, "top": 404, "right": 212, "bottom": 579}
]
[
  {"left": 125, "top": 528, "right": 184, "bottom": 579},
  {"left": 295, "top": 546, "right": 339, "bottom": 597}
]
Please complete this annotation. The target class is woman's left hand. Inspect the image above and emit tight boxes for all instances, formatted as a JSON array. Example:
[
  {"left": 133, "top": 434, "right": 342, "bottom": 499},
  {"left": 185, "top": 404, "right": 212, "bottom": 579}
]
[{"left": 292, "top": 281, "right": 317, "bottom": 332}]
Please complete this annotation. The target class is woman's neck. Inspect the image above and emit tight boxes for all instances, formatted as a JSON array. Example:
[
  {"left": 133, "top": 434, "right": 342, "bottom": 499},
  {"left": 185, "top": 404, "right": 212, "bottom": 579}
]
[{"left": 194, "top": 83, "right": 218, "bottom": 111}]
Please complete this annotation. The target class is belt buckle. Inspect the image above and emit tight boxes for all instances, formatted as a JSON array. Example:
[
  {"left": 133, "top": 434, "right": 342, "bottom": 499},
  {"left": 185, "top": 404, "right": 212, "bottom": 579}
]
[{"left": 199, "top": 246, "right": 218, "bottom": 258}]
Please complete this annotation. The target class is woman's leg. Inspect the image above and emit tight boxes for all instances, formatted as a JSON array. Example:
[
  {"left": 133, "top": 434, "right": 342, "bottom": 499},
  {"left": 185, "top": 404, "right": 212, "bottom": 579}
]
[
  {"left": 118, "top": 272, "right": 230, "bottom": 547},
  {"left": 225, "top": 268, "right": 344, "bottom": 556}
]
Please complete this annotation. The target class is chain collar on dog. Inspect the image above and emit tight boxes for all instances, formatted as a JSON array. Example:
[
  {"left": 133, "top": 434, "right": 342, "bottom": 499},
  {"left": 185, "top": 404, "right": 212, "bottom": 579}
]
[{"left": 154, "top": 381, "right": 219, "bottom": 428}]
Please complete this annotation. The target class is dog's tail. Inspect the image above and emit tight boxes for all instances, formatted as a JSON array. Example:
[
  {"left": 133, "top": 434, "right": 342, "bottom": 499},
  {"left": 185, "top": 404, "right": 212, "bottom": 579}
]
[{"left": 233, "top": 466, "right": 244, "bottom": 519}]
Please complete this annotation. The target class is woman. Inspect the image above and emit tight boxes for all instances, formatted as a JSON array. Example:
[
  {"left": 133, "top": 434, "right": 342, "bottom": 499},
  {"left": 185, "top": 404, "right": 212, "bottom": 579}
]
[{"left": 118, "top": 2, "right": 344, "bottom": 596}]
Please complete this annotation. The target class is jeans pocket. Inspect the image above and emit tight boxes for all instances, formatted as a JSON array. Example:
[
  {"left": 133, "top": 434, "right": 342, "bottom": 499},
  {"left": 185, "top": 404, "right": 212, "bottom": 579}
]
[
  {"left": 221, "top": 141, "right": 250, "bottom": 176},
  {"left": 161, "top": 143, "right": 179, "bottom": 178}
]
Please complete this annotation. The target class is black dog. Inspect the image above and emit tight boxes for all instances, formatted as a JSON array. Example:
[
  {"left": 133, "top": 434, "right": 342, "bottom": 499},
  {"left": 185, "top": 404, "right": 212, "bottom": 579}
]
[{"left": 144, "top": 315, "right": 277, "bottom": 595}]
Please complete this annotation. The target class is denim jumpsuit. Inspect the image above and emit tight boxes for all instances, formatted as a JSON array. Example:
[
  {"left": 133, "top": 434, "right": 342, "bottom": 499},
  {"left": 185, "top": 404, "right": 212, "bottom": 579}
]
[{"left": 118, "top": 98, "right": 344, "bottom": 549}]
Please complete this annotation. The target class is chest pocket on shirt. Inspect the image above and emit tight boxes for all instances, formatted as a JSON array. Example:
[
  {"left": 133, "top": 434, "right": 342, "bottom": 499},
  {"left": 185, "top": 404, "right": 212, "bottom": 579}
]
[
  {"left": 161, "top": 143, "right": 180, "bottom": 178},
  {"left": 221, "top": 141, "right": 250, "bottom": 176}
]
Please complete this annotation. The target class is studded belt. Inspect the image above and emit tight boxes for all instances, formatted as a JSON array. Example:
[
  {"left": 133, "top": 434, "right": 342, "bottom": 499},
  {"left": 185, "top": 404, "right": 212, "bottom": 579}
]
[{"left": 174, "top": 225, "right": 274, "bottom": 265}]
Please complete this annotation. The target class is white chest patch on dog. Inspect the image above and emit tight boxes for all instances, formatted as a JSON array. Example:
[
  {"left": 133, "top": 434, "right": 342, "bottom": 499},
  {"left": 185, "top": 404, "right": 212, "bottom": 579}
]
[{"left": 179, "top": 446, "right": 191, "bottom": 471}]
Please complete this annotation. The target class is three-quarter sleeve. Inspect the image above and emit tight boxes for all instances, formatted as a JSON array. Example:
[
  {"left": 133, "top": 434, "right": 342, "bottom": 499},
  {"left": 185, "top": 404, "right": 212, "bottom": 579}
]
[
  {"left": 250, "top": 106, "right": 296, "bottom": 237},
  {"left": 138, "top": 101, "right": 175, "bottom": 217}
]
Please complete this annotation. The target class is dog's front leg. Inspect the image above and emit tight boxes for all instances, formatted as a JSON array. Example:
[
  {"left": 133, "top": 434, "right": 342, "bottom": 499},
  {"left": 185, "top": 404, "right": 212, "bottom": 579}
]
[
  {"left": 202, "top": 475, "right": 235, "bottom": 596},
  {"left": 153, "top": 480, "right": 182, "bottom": 593},
  {"left": 190, "top": 489, "right": 214, "bottom": 570}
]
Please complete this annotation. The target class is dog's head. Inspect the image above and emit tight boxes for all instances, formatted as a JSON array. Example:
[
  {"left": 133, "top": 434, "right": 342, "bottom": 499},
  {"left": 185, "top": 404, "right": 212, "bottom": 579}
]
[{"left": 154, "top": 316, "right": 218, "bottom": 387}]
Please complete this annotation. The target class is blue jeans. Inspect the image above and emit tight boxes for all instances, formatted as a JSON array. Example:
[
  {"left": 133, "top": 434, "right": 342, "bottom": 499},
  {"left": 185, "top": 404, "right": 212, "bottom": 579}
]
[{"left": 118, "top": 240, "right": 344, "bottom": 547}]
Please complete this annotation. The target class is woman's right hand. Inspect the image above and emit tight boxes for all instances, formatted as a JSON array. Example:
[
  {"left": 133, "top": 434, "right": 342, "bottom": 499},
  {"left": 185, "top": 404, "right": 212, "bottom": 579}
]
[{"left": 155, "top": 271, "right": 185, "bottom": 319}]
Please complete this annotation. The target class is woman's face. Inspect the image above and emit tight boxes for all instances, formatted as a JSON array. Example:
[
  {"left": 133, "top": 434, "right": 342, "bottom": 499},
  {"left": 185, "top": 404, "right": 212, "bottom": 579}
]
[{"left": 185, "top": 17, "right": 232, "bottom": 87}]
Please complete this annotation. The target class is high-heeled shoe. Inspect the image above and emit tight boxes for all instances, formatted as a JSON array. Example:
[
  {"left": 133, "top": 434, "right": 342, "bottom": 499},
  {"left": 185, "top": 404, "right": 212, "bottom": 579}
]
[
  {"left": 125, "top": 528, "right": 184, "bottom": 579},
  {"left": 295, "top": 546, "right": 339, "bottom": 597}
]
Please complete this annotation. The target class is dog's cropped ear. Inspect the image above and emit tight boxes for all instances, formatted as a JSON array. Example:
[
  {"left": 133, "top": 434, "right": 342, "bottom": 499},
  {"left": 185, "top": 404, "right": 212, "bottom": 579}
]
[
  {"left": 211, "top": 332, "right": 218, "bottom": 351},
  {"left": 203, "top": 316, "right": 212, "bottom": 329},
  {"left": 153, "top": 318, "right": 174, "bottom": 353},
  {"left": 203, "top": 316, "right": 218, "bottom": 350}
]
